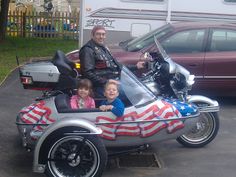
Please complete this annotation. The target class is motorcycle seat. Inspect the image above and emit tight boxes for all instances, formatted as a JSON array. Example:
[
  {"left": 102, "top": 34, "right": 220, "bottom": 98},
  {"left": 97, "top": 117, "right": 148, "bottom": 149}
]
[
  {"left": 52, "top": 50, "right": 75, "bottom": 76},
  {"left": 55, "top": 94, "right": 71, "bottom": 113}
]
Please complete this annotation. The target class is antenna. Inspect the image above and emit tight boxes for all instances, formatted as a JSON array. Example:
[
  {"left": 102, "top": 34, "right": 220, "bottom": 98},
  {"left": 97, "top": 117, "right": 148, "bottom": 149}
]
[
  {"left": 15, "top": 55, "right": 21, "bottom": 76},
  {"left": 16, "top": 55, "right": 20, "bottom": 66}
]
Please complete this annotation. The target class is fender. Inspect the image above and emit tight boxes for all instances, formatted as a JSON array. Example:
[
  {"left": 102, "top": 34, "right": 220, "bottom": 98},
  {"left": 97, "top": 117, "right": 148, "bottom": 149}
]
[
  {"left": 187, "top": 95, "right": 220, "bottom": 113},
  {"left": 33, "top": 117, "right": 102, "bottom": 173}
]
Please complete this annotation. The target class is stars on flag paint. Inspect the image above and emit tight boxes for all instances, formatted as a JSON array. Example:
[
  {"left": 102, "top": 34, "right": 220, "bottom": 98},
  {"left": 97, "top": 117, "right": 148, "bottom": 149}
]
[{"left": 164, "top": 98, "right": 198, "bottom": 116}]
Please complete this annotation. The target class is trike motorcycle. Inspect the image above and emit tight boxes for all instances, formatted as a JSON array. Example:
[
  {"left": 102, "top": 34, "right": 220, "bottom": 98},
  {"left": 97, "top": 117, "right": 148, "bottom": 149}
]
[{"left": 16, "top": 39, "right": 219, "bottom": 177}]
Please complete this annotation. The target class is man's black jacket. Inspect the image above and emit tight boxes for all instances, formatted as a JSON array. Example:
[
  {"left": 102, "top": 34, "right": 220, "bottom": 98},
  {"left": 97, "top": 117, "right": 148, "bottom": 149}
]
[{"left": 79, "top": 39, "right": 123, "bottom": 87}]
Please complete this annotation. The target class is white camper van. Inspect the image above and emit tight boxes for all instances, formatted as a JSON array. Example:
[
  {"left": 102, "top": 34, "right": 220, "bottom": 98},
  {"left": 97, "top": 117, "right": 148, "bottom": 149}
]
[{"left": 79, "top": 0, "right": 236, "bottom": 45}]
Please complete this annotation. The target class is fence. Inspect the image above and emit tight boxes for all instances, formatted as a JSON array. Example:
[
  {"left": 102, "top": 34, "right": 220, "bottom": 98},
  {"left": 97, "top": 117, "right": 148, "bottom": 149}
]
[{"left": 7, "top": 11, "right": 80, "bottom": 39}]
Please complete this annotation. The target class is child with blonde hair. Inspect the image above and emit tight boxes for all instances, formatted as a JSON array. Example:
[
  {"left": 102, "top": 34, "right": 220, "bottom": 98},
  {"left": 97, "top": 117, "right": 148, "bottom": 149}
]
[{"left": 99, "top": 80, "right": 124, "bottom": 117}]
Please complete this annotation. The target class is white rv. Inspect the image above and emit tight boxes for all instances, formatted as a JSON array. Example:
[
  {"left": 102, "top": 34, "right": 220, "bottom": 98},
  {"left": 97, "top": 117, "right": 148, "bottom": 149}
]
[{"left": 79, "top": 0, "right": 236, "bottom": 45}]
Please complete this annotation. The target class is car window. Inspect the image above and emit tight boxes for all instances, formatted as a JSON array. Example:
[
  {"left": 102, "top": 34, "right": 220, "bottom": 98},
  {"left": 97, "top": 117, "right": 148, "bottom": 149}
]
[
  {"left": 210, "top": 29, "right": 236, "bottom": 51},
  {"left": 126, "top": 24, "right": 173, "bottom": 51},
  {"left": 161, "top": 29, "right": 205, "bottom": 53},
  {"left": 224, "top": 0, "right": 236, "bottom": 2}
]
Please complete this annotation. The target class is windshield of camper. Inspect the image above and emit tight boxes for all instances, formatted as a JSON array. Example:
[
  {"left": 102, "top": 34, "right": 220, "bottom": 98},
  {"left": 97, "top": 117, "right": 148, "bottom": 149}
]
[
  {"left": 120, "top": 66, "right": 156, "bottom": 106},
  {"left": 125, "top": 24, "right": 172, "bottom": 52}
]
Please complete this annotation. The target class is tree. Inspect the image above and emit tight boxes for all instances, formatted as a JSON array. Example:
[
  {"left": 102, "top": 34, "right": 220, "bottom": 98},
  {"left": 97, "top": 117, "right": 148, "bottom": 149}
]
[{"left": 0, "top": 0, "right": 10, "bottom": 41}]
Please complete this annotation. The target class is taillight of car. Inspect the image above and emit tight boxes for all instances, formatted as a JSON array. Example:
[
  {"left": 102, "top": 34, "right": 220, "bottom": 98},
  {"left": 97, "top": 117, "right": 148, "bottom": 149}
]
[{"left": 21, "top": 76, "right": 33, "bottom": 85}]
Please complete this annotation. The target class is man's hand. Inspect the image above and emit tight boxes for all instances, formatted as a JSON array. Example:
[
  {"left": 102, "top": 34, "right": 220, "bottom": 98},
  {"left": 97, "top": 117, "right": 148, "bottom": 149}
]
[{"left": 136, "top": 61, "right": 146, "bottom": 69}]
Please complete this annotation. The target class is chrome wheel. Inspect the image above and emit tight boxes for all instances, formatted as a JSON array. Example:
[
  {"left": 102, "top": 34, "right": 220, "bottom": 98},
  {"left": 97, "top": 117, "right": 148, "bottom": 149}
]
[
  {"left": 46, "top": 135, "right": 107, "bottom": 177},
  {"left": 177, "top": 112, "right": 219, "bottom": 148}
]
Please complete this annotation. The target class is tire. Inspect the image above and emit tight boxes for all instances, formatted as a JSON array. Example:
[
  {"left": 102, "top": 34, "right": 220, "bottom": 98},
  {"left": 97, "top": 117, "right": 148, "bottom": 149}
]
[
  {"left": 176, "top": 112, "right": 219, "bottom": 148},
  {"left": 45, "top": 134, "right": 107, "bottom": 177}
]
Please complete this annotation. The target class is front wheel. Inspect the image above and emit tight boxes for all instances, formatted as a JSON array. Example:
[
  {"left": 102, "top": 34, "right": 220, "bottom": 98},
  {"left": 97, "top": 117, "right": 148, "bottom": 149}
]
[
  {"left": 45, "top": 135, "right": 107, "bottom": 177},
  {"left": 177, "top": 112, "right": 219, "bottom": 148}
]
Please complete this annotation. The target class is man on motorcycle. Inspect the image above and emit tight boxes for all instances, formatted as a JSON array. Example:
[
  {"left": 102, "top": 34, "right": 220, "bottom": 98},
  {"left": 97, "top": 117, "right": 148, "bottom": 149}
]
[{"left": 79, "top": 25, "right": 145, "bottom": 94}]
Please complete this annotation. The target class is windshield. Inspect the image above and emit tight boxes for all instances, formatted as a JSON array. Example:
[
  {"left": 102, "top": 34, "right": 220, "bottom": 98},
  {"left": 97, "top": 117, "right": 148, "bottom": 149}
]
[
  {"left": 153, "top": 35, "right": 169, "bottom": 60},
  {"left": 125, "top": 24, "right": 172, "bottom": 52},
  {"left": 120, "top": 66, "right": 156, "bottom": 106}
]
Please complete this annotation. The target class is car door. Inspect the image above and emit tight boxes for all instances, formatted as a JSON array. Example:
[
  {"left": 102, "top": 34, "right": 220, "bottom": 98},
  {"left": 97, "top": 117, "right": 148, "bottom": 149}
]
[
  {"left": 160, "top": 28, "right": 207, "bottom": 89},
  {"left": 204, "top": 28, "right": 236, "bottom": 95}
]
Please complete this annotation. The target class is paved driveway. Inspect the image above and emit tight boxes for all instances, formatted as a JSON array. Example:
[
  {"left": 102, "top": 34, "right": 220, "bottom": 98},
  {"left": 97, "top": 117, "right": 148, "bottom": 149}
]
[{"left": 1, "top": 70, "right": 236, "bottom": 177}]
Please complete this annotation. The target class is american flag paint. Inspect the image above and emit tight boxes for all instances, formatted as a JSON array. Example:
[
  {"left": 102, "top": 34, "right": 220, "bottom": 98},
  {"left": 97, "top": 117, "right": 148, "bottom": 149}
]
[
  {"left": 19, "top": 98, "right": 198, "bottom": 141},
  {"left": 20, "top": 101, "right": 55, "bottom": 131},
  {"left": 96, "top": 99, "right": 193, "bottom": 140}
]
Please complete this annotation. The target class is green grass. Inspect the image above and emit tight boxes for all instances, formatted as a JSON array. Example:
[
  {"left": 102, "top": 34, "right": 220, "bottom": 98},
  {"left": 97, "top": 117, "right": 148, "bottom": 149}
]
[{"left": 0, "top": 37, "right": 78, "bottom": 83}]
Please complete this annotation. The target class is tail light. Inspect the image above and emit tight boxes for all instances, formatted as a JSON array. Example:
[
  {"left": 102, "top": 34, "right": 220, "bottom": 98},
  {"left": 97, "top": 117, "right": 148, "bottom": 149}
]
[
  {"left": 21, "top": 76, "right": 33, "bottom": 85},
  {"left": 75, "top": 62, "right": 80, "bottom": 69}
]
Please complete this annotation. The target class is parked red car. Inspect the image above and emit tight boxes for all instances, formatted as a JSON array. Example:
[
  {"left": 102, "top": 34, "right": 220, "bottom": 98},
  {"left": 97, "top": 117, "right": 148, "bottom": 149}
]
[{"left": 67, "top": 22, "right": 236, "bottom": 96}]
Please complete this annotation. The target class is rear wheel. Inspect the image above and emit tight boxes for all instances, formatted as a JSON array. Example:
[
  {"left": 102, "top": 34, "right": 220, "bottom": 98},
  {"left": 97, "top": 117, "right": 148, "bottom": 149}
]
[
  {"left": 177, "top": 112, "right": 219, "bottom": 148},
  {"left": 45, "top": 135, "right": 107, "bottom": 177}
]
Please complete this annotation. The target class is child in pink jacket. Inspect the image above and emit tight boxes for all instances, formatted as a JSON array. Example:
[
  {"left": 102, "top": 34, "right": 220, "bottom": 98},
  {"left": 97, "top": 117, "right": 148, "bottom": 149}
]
[{"left": 70, "top": 79, "right": 95, "bottom": 109}]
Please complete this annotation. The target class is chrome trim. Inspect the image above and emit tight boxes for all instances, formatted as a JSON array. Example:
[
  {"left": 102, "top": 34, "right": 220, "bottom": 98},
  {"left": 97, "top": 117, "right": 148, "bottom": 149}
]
[
  {"left": 188, "top": 75, "right": 236, "bottom": 79},
  {"left": 166, "top": 57, "right": 177, "bottom": 74},
  {"left": 204, "top": 76, "right": 236, "bottom": 79},
  {"left": 195, "top": 76, "right": 204, "bottom": 79},
  {"left": 187, "top": 75, "right": 195, "bottom": 86},
  {"left": 95, "top": 113, "right": 200, "bottom": 125},
  {"left": 198, "top": 105, "right": 220, "bottom": 112},
  {"left": 16, "top": 122, "right": 49, "bottom": 126},
  {"left": 64, "top": 132, "right": 100, "bottom": 136}
]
